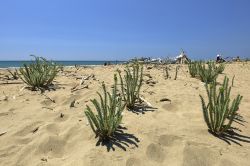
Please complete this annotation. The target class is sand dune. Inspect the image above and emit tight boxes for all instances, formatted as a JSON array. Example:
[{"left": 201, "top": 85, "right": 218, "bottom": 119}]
[{"left": 0, "top": 63, "right": 250, "bottom": 166}]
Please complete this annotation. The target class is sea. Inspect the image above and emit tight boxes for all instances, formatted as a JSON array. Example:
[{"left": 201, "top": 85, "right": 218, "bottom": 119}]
[{"left": 0, "top": 61, "right": 125, "bottom": 68}]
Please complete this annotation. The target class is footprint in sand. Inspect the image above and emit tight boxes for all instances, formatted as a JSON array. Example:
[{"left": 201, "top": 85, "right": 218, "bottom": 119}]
[
  {"left": 15, "top": 137, "right": 33, "bottom": 145},
  {"left": 40, "top": 99, "right": 55, "bottom": 106},
  {"left": 0, "top": 112, "right": 9, "bottom": 117},
  {"left": 54, "top": 113, "right": 69, "bottom": 122},
  {"left": 182, "top": 142, "right": 218, "bottom": 166},
  {"left": 61, "top": 94, "right": 82, "bottom": 106},
  {"left": 218, "top": 159, "right": 236, "bottom": 166},
  {"left": 36, "top": 136, "right": 66, "bottom": 158},
  {"left": 161, "top": 102, "right": 178, "bottom": 112},
  {"left": 14, "top": 121, "right": 43, "bottom": 136},
  {"left": 0, "top": 145, "right": 19, "bottom": 158},
  {"left": 126, "top": 157, "right": 141, "bottom": 166},
  {"left": 158, "top": 134, "right": 182, "bottom": 146},
  {"left": 146, "top": 143, "right": 165, "bottom": 163},
  {"left": 45, "top": 123, "right": 60, "bottom": 135}
]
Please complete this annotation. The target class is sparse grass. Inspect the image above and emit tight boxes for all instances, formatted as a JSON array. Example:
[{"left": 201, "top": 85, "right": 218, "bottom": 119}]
[
  {"left": 199, "top": 76, "right": 243, "bottom": 136},
  {"left": 85, "top": 75, "right": 125, "bottom": 141},
  {"left": 118, "top": 63, "right": 143, "bottom": 109},
  {"left": 18, "top": 55, "right": 59, "bottom": 90}
]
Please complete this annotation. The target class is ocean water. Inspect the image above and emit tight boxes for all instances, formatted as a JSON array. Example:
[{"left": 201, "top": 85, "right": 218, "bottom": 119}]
[{"left": 0, "top": 61, "right": 125, "bottom": 68}]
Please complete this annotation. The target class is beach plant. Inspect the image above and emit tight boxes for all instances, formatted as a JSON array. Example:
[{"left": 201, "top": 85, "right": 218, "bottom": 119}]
[
  {"left": 164, "top": 66, "right": 170, "bottom": 79},
  {"left": 199, "top": 76, "right": 243, "bottom": 136},
  {"left": 215, "top": 63, "right": 225, "bottom": 74},
  {"left": 188, "top": 62, "right": 199, "bottom": 78},
  {"left": 231, "top": 75, "right": 235, "bottom": 87},
  {"left": 85, "top": 75, "right": 125, "bottom": 140},
  {"left": 118, "top": 63, "right": 143, "bottom": 109},
  {"left": 198, "top": 62, "right": 218, "bottom": 83},
  {"left": 7, "top": 69, "right": 19, "bottom": 80},
  {"left": 18, "top": 55, "right": 59, "bottom": 90},
  {"left": 174, "top": 66, "right": 179, "bottom": 80}
]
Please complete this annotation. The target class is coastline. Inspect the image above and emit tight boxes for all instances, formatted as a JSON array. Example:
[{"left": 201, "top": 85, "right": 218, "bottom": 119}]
[{"left": 0, "top": 60, "right": 125, "bottom": 68}]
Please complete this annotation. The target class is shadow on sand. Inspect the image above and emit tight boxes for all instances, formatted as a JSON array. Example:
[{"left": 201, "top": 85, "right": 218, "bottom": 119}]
[
  {"left": 128, "top": 103, "right": 158, "bottom": 115},
  {"left": 210, "top": 114, "right": 250, "bottom": 146},
  {"left": 96, "top": 126, "right": 140, "bottom": 152},
  {"left": 233, "top": 113, "right": 247, "bottom": 126}
]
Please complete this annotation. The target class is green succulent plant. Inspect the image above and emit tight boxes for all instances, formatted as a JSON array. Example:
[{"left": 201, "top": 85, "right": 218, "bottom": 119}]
[
  {"left": 7, "top": 69, "right": 19, "bottom": 80},
  {"left": 188, "top": 62, "right": 199, "bottom": 78},
  {"left": 85, "top": 75, "right": 125, "bottom": 140},
  {"left": 198, "top": 62, "right": 218, "bottom": 83},
  {"left": 215, "top": 63, "right": 225, "bottom": 74},
  {"left": 18, "top": 55, "right": 59, "bottom": 90},
  {"left": 117, "top": 63, "right": 143, "bottom": 109},
  {"left": 199, "top": 76, "right": 243, "bottom": 136}
]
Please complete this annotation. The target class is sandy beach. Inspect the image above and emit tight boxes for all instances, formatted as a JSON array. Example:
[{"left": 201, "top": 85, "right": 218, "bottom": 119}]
[{"left": 0, "top": 62, "right": 250, "bottom": 166}]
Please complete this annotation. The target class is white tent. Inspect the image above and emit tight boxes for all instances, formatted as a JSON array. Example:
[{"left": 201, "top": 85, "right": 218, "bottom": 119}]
[{"left": 175, "top": 51, "right": 190, "bottom": 64}]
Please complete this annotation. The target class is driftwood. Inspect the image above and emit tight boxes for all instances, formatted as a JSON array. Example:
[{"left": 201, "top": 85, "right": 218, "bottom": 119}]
[
  {"left": 19, "top": 86, "right": 26, "bottom": 92},
  {"left": 71, "top": 85, "right": 88, "bottom": 92},
  {"left": 139, "top": 96, "right": 153, "bottom": 107},
  {"left": 0, "top": 81, "right": 23, "bottom": 85},
  {"left": 70, "top": 99, "right": 76, "bottom": 108},
  {"left": 60, "top": 113, "right": 64, "bottom": 118},
  {"left": 79, "top": 77, "right": 85, "bottom": 86},
  {"left": 160, "top": 98, "right": 171, "bottom": 103},
  {"left": 41, "top": 93, "right": 55, "bottom": 103},
  {"left": 0, "top": 131, "right": 7, "bottom": 136},
  {"left": 42, "top": 107, "right": 53, "bottom": 110},
  {"left": 75, "top": 75, "right": 90, "bottom": 80}
]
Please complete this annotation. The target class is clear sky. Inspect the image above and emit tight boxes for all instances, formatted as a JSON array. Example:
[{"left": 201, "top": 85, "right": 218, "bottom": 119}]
[{"left": 0, "top": 0, "right": 250, "bottom": 60}]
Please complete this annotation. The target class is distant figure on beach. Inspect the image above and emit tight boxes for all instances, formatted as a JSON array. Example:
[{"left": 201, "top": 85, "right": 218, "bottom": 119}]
[
  {"left": 233, "top": 56, "right": 241, "bottom": 62},
  {"left": 216, "top": 54, "right": 225, "bottom": 63},
  {"left": 104, "top": 62, "right": 112, "bottom": 66}
]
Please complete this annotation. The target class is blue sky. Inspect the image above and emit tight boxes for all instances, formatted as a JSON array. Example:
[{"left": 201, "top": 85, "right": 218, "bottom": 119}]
[{"left": 0, "top": 0, "right": 250, "bottom": 60}]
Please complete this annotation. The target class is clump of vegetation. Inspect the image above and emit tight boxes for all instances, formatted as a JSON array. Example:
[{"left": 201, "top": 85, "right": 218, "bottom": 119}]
[
  {"left": 188, "top": 62, "right": 199, "bottom": 78},
  {"left": 198, "top": 62, "right": 218, "bottom": 83},
  {"left": 189, "top": 62, "right": 225, "bottom": 83},
  {"left": 199, "top": 76, "right": 243, "bottom": 136},
  {"left": 215, "top": 63, "right": 225, "bottom": 74},
  {"left": 118, "top": 63, "right": 143, "bottom": 109},
  {"left": 18, "top": 55, "right": 59, "bottom": 90},
  {"left": 85, "top": 75, "right": 125, "bottom": 140}
]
